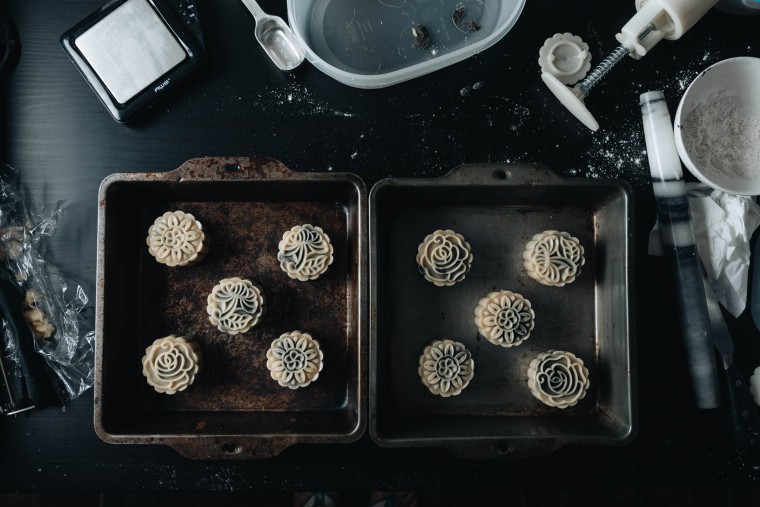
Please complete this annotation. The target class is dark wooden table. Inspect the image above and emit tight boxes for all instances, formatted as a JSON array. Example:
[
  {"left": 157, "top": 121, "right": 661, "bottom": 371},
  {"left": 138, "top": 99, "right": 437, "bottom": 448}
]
[{"left": 1, "top": 0, "right": 760, "bottom": 490}]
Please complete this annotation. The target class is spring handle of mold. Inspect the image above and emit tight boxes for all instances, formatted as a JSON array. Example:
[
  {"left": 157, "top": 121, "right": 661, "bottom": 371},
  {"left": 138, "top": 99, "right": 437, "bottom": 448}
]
[{"left": 576, "top": 24, "right": 655, "bottom": 98}]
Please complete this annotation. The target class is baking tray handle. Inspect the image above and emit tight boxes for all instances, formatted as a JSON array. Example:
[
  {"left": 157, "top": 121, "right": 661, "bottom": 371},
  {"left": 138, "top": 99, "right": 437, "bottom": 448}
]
[
  {"left": 170, "top": 437, "right": 296, "bottom": 460},
  {"left": 167, "top": 156, "right": 298, "bottom": 181},
  {"left": 441, "top": 439, "right": 561, "bottom": 460},
  {"left": 438, "top": 163, "right": 567, "bottom": 186}
]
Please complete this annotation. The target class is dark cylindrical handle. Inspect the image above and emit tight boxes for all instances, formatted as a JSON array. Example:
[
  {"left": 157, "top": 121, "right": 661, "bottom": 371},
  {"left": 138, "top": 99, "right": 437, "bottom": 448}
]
[
  {"left": 0, "top": 275, "right": 55, "bottom": 409},
  {"left": 661, "top": 245, "right": 720, "bottom": 408}
]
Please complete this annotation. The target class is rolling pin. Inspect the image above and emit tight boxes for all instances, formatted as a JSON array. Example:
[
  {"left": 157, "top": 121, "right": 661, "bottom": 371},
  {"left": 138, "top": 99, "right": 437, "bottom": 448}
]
[{"left": 640, "top": 90, "right": 720, "bottom": 409}]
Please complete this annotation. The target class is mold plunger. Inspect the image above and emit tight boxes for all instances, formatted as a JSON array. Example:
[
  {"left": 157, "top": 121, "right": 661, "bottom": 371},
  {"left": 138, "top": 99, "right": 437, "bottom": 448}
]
[{"left": 543, "top": 0, "right": 718, "bottom": 131}]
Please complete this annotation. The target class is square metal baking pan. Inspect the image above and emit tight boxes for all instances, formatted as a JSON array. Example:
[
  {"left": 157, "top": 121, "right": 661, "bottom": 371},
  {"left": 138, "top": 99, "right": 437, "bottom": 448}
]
[
  {"left": 369, "top": 163, "right": 635, "bottom": 459},
  {"left": 95, "top": 157, "right": 366, "bottom": 459}
]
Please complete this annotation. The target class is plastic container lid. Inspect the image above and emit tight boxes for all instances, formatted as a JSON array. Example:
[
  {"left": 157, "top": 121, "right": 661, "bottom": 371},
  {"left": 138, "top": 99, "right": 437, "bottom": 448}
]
[{"left": 286, "top": 0, "right": 525, "bottom": 89}]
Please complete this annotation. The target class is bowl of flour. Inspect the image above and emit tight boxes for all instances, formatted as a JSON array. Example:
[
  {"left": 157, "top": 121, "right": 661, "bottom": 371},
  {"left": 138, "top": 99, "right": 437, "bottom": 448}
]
[{"left": 674, "top": 57, "right": 760, "bottom": 195}]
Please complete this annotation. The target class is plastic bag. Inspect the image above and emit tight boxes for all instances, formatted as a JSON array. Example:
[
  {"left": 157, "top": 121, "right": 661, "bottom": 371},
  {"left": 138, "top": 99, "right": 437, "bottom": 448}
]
[{"left": 0, "top": 167, "right": 94, "bottom": 401}]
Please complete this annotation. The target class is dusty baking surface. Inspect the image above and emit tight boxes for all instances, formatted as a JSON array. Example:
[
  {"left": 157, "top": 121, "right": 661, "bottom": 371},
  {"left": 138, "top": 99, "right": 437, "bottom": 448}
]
[
  {"left": 370, "top": 164, "right": 634, "bottom": 458},
  {"left": 136, "top": 199, "right": 349, "bottom": 413}
]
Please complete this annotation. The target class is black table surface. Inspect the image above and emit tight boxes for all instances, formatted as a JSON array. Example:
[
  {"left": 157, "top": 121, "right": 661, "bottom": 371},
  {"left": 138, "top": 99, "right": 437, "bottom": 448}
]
[{"left": 2, "top": 0, "right": 760, "bottom": 491}]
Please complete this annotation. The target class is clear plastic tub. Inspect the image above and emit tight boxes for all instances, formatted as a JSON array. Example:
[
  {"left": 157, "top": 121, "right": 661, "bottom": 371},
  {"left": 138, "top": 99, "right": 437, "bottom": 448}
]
[{"left": 286, "top": 0, "right": 525, "bottom": 88}]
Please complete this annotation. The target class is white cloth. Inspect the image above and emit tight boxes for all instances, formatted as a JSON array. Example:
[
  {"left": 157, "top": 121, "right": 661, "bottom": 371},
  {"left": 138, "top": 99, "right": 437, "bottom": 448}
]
[{"left": 649, "top": 184, "right": 760, "bottom": 318}]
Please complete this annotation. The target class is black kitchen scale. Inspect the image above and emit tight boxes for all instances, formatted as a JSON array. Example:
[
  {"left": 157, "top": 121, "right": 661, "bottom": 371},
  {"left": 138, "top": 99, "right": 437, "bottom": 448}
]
[{"left": 61, "top": 0, "right": 205, "bottom": 123}]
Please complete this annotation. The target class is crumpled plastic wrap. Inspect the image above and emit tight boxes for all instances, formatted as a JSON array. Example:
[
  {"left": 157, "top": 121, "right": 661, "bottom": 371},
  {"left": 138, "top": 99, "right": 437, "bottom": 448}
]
[
  {"left": 649, "top": 183, "right": 760, "bottom": 318},
  {"left": 0, "top": 167, "right": 94, "bottom": 401}
]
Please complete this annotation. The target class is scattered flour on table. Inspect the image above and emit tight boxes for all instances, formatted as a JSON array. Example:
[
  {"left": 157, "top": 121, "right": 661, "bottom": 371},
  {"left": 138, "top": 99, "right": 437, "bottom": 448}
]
[
  {"left": 253, "top": 83, "right": 355, "bottom": 117},
  {"left": 200, "top": 466, "right": 236, "bottom": 491},
  {"left": 682, "top": 94, "right": 760, "bottom": 179},
  {"left": 578, "top": 41, "right": 722, "bottom": 187},
  {"left": 581, "top": 126, "right": 649, "bottom": 186}
]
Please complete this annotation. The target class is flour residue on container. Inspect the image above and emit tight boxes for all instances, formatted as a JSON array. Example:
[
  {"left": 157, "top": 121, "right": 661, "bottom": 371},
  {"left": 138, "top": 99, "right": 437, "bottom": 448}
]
[{"left": 681, "top": 93, "right": 760, "bottom": 179}]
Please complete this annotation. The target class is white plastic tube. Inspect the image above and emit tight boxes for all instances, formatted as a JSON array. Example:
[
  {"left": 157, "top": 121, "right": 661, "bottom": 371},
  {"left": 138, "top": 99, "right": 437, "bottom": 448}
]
[{"left": 618, "top": 0, "right": 718, "bottom": 58}]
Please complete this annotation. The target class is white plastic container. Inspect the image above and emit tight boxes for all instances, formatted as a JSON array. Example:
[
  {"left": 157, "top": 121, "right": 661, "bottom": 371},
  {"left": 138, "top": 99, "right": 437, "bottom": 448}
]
[{"left": 286, "top": 0, "right": 525, "bottom": 89}]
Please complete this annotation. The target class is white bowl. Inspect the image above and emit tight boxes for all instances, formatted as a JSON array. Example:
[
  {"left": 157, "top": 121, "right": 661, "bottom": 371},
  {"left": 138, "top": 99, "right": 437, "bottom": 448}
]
[{"left": 674, "top": 56, "right": 760, "bottom": 195}]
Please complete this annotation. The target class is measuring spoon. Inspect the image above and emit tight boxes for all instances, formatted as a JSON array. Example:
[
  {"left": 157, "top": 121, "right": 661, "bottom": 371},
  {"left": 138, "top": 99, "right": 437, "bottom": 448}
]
[{"left": 240, "top": 0, "right": 304, "bottom": 71}]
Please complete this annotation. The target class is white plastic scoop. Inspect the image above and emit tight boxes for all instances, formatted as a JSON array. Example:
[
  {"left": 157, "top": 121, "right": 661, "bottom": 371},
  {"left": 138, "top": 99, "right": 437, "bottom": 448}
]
[{"left": 240, "top": 0, "right": 304, "bottom": 71}]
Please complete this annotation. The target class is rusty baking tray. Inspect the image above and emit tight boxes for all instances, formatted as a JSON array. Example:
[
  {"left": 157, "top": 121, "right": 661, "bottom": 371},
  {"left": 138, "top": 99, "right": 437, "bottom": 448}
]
[
  {"left": 95, "top": 157, "right": 366, "bottom": 459},
  {"left": 369, "top": 163, "right": 636, "bottom": 459}
]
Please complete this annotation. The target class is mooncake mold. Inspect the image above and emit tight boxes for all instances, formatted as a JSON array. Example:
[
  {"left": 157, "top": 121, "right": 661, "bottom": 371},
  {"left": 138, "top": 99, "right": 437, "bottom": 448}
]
[
  {"left": 266, "top": 330, "right": 324, "bottom": 389},
  {"left": 418, "top": 339, "right": 474, "bottom": 397},
  {"left": 474, "top": 290, "right": 535, "bottom": 347},
  {"left": 277, "top": 224, "right": 334, "bottom": 281},
  {"left": 523, "top": 230, "right": 585, "bottom": 287},
  {"left": 538, "top": 33, "right": 592, "bottom": 86},
  {"left": 206, "top": 277, "right": 266, "bottom": 335},
  {"left": 146, "top": 210, "right": 208, "bottom": 267},
  {"left": 416, "top": 229, "right": 473, "bottom": 287},
  {"left": 141, "top": 335, "right": 202, "bottom": 394},
  {"left": 527, "top": 350, "right": 589, "bottom": 409}
]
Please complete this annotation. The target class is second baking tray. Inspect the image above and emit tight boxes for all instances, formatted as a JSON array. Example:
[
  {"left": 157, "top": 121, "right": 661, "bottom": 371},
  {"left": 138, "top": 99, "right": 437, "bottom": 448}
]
[
  {"left": 95, "top": 157, "right": 366, "bottom": 459},
  {"left": 369, "top": 163, "right": 635, "bottom": 459}
]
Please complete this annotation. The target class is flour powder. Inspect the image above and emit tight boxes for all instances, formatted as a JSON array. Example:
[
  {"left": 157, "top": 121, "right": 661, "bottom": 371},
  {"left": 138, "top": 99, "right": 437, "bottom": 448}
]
[{"left": 682, "top": 94, "right": 760, "bottom": 179}]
